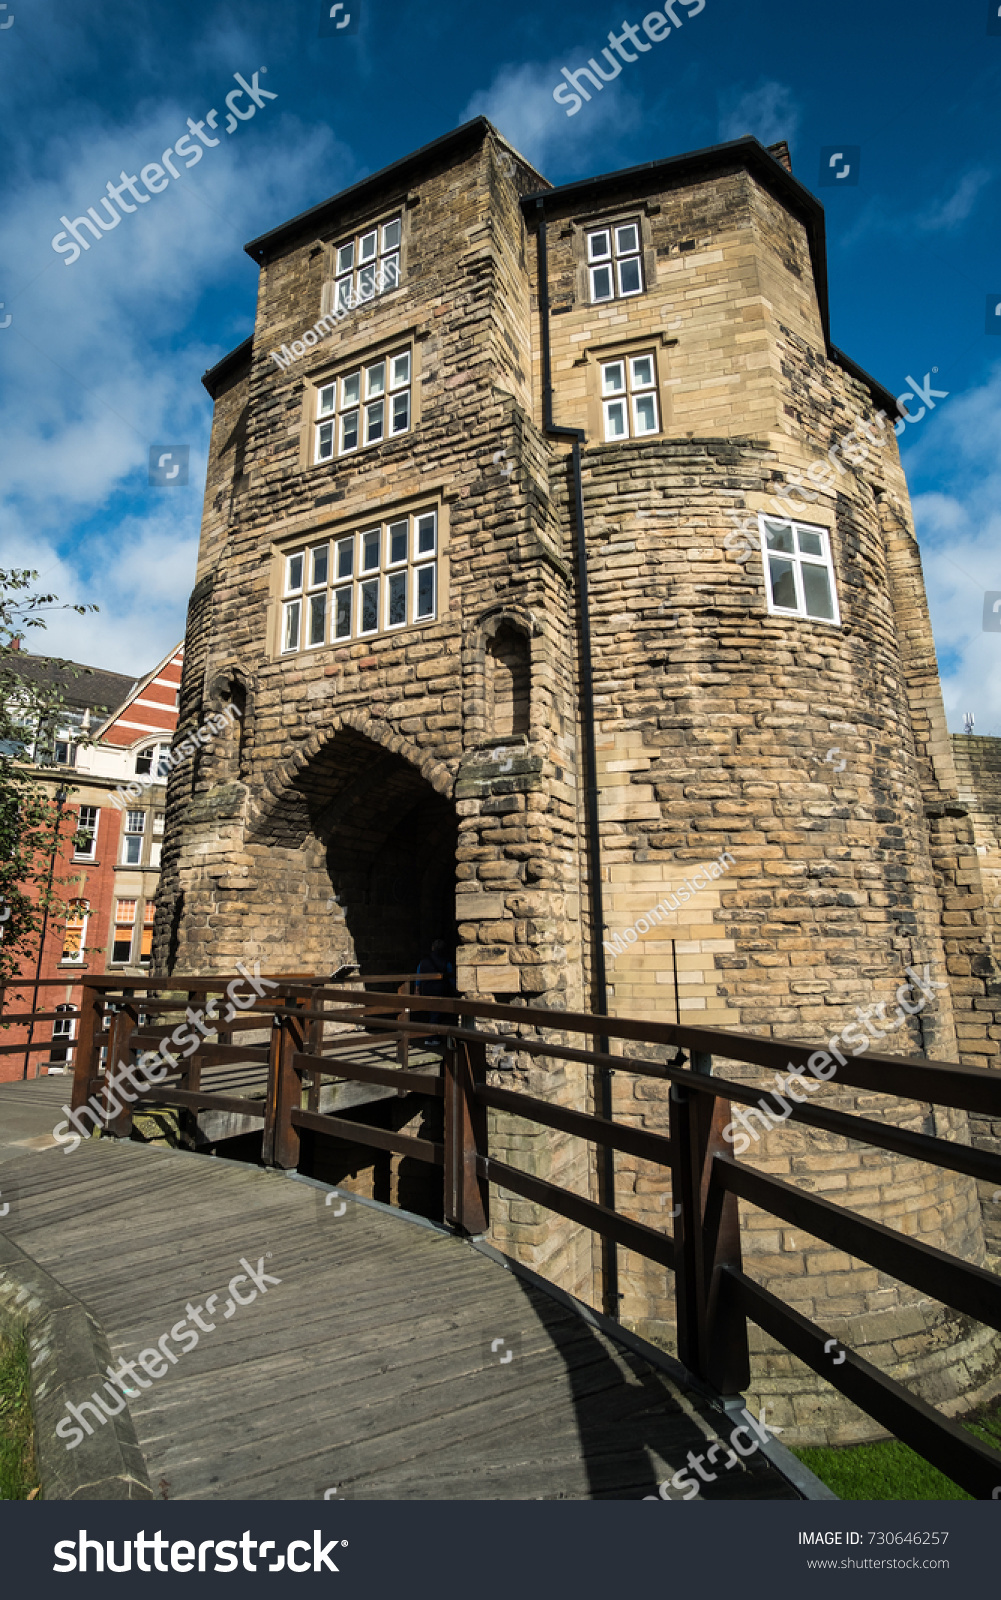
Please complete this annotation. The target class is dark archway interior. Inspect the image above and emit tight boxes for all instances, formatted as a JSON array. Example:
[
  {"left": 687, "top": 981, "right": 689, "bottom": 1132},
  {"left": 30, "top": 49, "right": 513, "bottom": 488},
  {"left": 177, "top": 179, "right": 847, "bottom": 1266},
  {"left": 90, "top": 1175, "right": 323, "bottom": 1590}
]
[{"left": 253, "top": 729, "right": 457, "bottom": 975}]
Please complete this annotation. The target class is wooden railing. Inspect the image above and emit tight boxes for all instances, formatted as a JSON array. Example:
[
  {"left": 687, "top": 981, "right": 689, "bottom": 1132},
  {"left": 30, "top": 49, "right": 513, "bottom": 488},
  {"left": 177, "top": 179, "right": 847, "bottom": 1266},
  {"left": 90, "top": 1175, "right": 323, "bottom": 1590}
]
[{"left": 61, "top": 973, "right": 1001, "bottom": 1499}]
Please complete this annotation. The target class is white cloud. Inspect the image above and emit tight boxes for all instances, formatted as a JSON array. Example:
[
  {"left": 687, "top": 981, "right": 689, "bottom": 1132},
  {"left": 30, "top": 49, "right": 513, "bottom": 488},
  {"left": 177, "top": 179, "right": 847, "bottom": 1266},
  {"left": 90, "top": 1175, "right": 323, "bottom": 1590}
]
[
  {"left": 904, "top": 365, "right": 1001, "bottom": 735},
  {"left": 916, "top": 168, "right": 992, "bottom": 232},
  {"left": 0, "top": 72, "right": 358, "bottom": 677},
  {"left": 461, "top": 54, "right": 637, "bottom": 177},
  {"left": 717, "top": 80, "right": 799, "bottom": 149}
]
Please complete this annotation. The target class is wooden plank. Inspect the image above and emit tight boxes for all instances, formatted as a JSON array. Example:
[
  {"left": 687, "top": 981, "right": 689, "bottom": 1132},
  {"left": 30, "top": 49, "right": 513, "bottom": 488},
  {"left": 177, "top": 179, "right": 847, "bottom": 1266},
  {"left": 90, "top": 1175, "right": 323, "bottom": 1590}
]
[
  {"left": 292, "top": 1049, "right": 441, "bottom": 1097},
  {"left": 719, "top": 1155, "right": 1001, "bottom": 1334},
  {"left": 480, "top": 1155, "right": 674, "bottom": 1271},
  {"left": 729, "top": 1268, "right": 1001, "bottom": 1500},
  {"left": 291, "top": 1107, "right": 443, "bottom": 1166},
  {"left": 136, "top": 1086, "right": 265, "bottom": 1117},
  {"left": 444, "top": 1039, "right": 488, "bottom": 1233},
  {"left": 478, "top": 1081, "right": 673, "bottom": 1167}
]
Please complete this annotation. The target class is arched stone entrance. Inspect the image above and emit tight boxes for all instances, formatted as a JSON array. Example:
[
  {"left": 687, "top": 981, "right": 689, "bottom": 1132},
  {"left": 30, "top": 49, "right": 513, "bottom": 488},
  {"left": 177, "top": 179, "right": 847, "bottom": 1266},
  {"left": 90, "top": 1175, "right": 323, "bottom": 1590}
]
[{"left": 244, "top": 725, "right": 457, "bottom": 976}]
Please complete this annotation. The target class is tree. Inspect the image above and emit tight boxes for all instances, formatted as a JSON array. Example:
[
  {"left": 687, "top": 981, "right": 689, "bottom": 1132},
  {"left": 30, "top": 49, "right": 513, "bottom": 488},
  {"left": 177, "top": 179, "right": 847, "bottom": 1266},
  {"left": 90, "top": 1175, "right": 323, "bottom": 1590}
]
[{"left": 0, "top": 569, "right": 100, "bottom": 987}]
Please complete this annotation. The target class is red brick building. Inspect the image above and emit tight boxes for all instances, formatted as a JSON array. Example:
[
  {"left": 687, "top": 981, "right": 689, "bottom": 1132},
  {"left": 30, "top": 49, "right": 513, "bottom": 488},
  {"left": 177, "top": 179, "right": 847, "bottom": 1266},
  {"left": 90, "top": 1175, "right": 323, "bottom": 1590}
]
[{"left": 1, "top": 643, "right": 183, "bottom": 1082}]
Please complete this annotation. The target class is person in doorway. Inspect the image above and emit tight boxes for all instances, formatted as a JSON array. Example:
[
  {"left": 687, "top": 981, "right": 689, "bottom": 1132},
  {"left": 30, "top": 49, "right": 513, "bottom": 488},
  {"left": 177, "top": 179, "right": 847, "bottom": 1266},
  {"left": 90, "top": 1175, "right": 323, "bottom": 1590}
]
[{"left": 415, "top": 938, "right": 456, "bottom": 1048}]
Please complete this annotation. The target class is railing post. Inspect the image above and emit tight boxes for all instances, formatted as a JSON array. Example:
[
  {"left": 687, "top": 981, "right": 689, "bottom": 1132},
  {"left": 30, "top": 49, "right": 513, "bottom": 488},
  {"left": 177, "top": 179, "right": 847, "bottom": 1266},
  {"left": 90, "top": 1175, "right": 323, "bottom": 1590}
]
[
  {"left": 70, "top": 979, "right": 103, "bottom": 1112},
  {"left": 443, "top": 1034, "right": 489, "bottom": 1234},
  {"left": 671, "top": 1051, "right": 749, "bottom": 1393},
  {"left": 186, "top": 990, "right": 202, "bottom": 1100},
  {"left": 306, "top": 985, "right": 324, "bottom": 1111},
  {"left": 703, "top": 1094, "right": 750, "bottom": 1396},
  {"left": 262, "top": 1006, "right": 282, "bottom": 1166},
  {"left": 671, "top": 1078, "right": 708, "bottom": 1378},
  {"left": 271, "top": 1004, "right": 305, "bottom": 1171},
  {"left": 104, "top": 1006, "right": 137, "bottom": 1138},
  {"left": 396, "top": 980, "right": 410, "bottom": 1069}
]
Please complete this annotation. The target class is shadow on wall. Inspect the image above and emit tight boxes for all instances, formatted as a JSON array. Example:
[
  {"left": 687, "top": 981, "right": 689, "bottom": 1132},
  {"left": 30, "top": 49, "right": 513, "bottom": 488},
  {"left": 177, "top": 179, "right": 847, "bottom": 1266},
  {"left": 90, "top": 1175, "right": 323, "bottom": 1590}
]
[{"left": 246, "top": 727, "right": 458, "bottom": 976}]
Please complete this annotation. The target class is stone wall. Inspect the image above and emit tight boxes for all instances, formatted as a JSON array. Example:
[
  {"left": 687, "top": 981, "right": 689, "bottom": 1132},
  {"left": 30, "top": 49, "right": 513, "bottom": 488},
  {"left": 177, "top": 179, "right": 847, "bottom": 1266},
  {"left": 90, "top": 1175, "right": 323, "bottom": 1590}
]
[{"left": 157, "top": 120, "right": 1001, "bottom": 1439}]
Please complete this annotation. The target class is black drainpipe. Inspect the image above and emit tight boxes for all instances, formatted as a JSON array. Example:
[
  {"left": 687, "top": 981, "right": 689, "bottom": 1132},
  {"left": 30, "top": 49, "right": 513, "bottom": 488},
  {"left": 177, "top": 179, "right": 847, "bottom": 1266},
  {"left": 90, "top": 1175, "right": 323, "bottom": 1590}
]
[{"left": 534, "top": 199, "right": 618, "bottom": 1318}]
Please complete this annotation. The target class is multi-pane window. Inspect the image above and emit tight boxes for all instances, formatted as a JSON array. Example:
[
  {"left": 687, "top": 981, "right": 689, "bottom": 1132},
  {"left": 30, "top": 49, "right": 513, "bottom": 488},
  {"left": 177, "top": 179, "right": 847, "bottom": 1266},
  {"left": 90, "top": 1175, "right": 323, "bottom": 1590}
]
[
  {"left": 136, "top": 744, "right": 169, "bottom": 778},
  {"left": 587, "top": 221, "right": 643, "bottom": 303},
  {"left": 74, "top": 805, "right": 99, "bottom": 860},
  {"left": 140, "top": 902, "right": 155, "bottom": 963},
  {"left": 112, "top": 899, "right": 137, "bottom": 964},
  {"left": 759, "top": 517, "right": 840, "bottom": 625},
  {"left": 49, "top": 1004, "right": 77, "bottom": 1070},
  {"left": 281, "top": 510, "right": 438, "bottom": 654},
  {"left": 61, "top": 900, "right": 88, "bottom": 964},
  {"left": 334, "top": 216, "right": 401, "bottom": 313},
  {"left": 600, "top": 354, "right": 659, "bottom": 441},
  {"left": 315, "top": 349, "right": 411, "bottom": 462},
  {"left": 122, "top": 810, "right": 145, "bottom": 864}
]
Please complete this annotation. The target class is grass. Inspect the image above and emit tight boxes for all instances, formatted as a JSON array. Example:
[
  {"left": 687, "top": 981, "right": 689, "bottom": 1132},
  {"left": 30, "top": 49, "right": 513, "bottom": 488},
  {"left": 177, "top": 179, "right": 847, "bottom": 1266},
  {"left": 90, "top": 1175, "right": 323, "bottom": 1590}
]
[
  {"left": 0, "top": 1325, "right": 40, "bottom": 1500},
  {"left": 792, "top": 1395, "right": 1001, "bottom": 1500}
]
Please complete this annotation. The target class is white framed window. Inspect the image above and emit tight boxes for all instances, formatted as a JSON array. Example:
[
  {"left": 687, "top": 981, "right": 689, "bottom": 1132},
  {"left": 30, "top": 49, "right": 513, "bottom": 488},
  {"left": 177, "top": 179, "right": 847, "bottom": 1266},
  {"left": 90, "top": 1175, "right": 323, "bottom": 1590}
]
[
  {"left": 334, "top": 214, "right": 401, "bottom": 312},
  {"left": 61, "top": 900, "right": 88, "bottom": 965},
  {"left": 122, "top": 810, "right": 145, "bottom": 865},
  {"left": 314, "top": 347, "right": 411, "bottom": 463},
  {"left": 588, "top": 220, "right": 643, "bottom": 304},
  {"left": 135, "top": 743, "right": 170, "bottom": 778},
  {"left": 278, "top": 508, "right": 439, "bottom": 655},
  {"left": 48, "top": 1003, "right": 77, "bottom": 1070},
  {"left": 74, "top": 805, "right": 99, "bottom": 860},
  {"left": 600, "top": 353, "right": 659, "bottom": 441},
  {"left": 759, "top": 517, "right": 841, "bottom": 626}
]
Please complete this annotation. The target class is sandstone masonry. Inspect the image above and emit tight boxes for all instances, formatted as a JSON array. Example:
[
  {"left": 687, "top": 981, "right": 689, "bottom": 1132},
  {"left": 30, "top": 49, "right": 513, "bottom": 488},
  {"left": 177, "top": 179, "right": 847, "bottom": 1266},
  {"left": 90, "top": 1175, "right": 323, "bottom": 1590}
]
[{"left": 155, "top": 119, "right": 1001, "bottom": 1442}]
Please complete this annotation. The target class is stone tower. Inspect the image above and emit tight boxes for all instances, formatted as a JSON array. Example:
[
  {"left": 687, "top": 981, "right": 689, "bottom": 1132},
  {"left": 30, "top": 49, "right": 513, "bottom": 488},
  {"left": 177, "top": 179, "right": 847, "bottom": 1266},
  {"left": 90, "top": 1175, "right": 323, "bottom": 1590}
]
[{"left": 156, "top": 119, "right": 1001, "bottom": 1441}]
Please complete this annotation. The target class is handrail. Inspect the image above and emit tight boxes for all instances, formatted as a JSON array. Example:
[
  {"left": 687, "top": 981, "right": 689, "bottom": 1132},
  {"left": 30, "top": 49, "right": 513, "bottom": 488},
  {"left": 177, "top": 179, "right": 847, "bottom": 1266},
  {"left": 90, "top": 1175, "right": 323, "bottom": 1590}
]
[{"left": 41, "top": 967, "right": 1001, "bottom": 1498}]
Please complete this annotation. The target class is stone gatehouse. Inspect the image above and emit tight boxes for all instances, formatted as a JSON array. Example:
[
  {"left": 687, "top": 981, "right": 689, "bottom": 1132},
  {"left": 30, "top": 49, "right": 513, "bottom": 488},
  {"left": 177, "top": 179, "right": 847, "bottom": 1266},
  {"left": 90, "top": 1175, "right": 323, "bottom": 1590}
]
[{"left": 155, "top": 118, "right": 1001, "bottom": 1443}]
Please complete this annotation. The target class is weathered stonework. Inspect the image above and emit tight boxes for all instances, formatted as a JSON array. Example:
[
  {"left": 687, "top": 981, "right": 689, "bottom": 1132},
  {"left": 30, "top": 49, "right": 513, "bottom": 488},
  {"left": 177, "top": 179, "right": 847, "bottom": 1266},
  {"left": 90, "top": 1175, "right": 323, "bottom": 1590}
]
[{"left": 156, "top": 120, "right": 1001, "bottom": 1440}]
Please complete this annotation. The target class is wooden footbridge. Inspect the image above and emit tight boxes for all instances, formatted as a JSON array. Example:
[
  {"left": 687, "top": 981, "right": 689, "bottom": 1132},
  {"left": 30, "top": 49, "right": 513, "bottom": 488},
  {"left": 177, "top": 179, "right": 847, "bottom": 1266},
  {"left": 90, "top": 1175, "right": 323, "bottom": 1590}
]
[{"left": 3, "top": 969, "right": 1001, "bottom": 1500}]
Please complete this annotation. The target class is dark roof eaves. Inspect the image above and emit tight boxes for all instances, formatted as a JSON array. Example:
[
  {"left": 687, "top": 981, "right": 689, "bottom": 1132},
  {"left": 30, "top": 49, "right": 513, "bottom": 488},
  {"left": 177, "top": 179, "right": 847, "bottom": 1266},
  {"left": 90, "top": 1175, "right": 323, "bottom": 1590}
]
[
  {"left": 520, "top": 136, "right": 831, "bottom": 345},
  {"left": 202, "top": 334, "right": 254, "bottom": 398},
  {"left": 243, "top": 117, "right": 493, "bottom": 264},
  {"left": 519, "top": 137, "right": 900, "bottom": 411},
  {"left": 829, "top": 347, "right": 901, "bottom": 419}
]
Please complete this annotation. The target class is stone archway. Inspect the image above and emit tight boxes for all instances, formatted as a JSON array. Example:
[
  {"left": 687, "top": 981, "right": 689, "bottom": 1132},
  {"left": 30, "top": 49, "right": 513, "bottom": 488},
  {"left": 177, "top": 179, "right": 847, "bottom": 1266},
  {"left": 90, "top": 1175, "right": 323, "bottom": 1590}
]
[{"left": 245, "top": 724, "right": 457, "bottom": 976}]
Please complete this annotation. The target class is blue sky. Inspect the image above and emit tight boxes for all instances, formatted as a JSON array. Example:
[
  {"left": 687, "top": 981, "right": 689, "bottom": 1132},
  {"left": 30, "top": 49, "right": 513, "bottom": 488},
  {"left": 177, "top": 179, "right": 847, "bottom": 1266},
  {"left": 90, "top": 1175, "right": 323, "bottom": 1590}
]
[{"left": 1, "top": 0, "right": 999, "bottom": 729}]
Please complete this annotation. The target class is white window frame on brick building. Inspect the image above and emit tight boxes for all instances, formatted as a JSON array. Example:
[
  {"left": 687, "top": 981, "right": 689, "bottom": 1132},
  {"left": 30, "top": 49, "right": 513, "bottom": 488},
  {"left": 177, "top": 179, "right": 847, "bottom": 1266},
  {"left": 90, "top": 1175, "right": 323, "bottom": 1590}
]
[
  {"left": 122, "top": 809, "right": 146, "bottom": 864},
  {"left": 587, "top": 221, "right": 643, "bottom": 304},
  {"left": 600, "top": 353, "right": 659, "bottom": 441},
  {"left": 333, "top": 215, "right": 401, "bottom": 312},
  {"left": 758, "top": 516, "right": 841, "bottom": 626},
  {"left": 279, "top": 508, "right": 438, "bottom": 655},
  {"left": 73, "top": 804, "right": 99, "bottom": 860},
  {"left": 314, "top": 348, "right": 411, "bottom": 463},
  {"left": 48, "top": 1004, "right": 77, "bottom": 1071}
]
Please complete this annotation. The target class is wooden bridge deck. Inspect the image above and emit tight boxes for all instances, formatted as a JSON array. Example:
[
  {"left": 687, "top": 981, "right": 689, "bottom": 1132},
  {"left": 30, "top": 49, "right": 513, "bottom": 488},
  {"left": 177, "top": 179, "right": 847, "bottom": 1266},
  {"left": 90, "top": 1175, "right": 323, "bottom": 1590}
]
[{"left": 0, "top": 1079, "right": 803, "bottom": 1501}]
